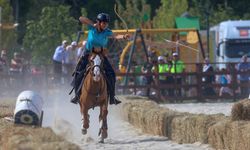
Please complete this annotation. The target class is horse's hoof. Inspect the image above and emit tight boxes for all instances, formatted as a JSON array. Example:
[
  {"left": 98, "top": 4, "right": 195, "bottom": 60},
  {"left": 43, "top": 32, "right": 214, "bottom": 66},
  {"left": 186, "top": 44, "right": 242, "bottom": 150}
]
[
  {"left": 82, "top": 128, "right": 87, "bottom": 135},
  {"left": 98, "top": 138, "right": 104, "bottom": 143}
]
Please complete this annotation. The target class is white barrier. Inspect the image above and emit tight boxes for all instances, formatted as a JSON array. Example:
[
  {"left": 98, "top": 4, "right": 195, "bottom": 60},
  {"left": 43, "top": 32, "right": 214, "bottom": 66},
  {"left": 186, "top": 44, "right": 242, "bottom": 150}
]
[{"left": 14, "top": 91, "right": 44, "bottom": 126}]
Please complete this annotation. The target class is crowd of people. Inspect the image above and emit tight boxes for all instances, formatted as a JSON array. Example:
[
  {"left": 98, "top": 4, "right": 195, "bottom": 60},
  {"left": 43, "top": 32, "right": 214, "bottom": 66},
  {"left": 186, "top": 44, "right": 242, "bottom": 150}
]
[
  {"left": 140, "top": 52, "right": 185, "bottom": 98},
  {"left": 201, "top": 55, "right": 250, "bottom": 98},
  {"left": 0, "top": 50, "right": 24, "bottom": 75},
  {"left": 0, "top": 50, "right": 31, "bottom": 94},
  {"left": 128, "top": 51, "right": 250, "bottom": 99},
  {"left": 52, "top": 40, "right": 86, "bottom": 85}
]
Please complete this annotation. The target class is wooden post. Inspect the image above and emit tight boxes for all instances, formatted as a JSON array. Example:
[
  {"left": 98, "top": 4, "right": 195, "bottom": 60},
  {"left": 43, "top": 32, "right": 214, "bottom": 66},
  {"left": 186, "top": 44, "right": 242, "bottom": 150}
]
[
  {"left": 196, "top": 63, "right": 203, "bottom": 101},
  {"left": 230, "top": 63, "right": 237, "bottom": 101}
]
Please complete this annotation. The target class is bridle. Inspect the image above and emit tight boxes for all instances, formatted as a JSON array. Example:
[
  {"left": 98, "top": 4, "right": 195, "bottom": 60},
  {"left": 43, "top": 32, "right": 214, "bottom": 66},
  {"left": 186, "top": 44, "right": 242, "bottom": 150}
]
[{"left": 83, "top": 53, "right": 105, "bottom": 97}]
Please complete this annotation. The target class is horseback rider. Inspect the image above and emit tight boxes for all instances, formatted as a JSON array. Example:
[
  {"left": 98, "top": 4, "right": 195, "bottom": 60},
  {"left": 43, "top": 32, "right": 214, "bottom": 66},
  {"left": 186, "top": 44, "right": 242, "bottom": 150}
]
[{"left": 70, "top": 13, "right": 129, "bottom": 105}]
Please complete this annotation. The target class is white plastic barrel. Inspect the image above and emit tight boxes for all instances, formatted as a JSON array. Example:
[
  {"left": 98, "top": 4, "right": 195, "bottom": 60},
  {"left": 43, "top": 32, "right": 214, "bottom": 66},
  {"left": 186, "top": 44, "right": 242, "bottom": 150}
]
[{"left": 14, "top": 91, "right": 44, "bottom": 126}]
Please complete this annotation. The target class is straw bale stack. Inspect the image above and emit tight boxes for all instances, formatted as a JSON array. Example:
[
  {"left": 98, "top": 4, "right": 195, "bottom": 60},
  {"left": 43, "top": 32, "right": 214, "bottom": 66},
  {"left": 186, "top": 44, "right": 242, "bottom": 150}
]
[
  {"left": 208, "top": 119, "right": 250, "bottom": 150},
  {"left": 170, "top": 113, "right": 225, "bottom": 144},
  {"left": 120, "top": 96, "right": 250, "bottom": 150},
  {"left": 231, "top": 99, "right": 250, "bottom": 121},
  {"left": 0, "top": 100, "right": 15, "bottom": 118},
  {"left": 1, "top": 125, "right": 79, "bottom": 150},
  {"left": 121, "top": 97, "right": 180, "bottom": 136}
]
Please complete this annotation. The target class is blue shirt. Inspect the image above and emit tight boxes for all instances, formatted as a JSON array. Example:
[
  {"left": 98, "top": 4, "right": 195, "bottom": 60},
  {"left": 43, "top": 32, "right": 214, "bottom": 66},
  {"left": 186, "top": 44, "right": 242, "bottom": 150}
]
[
  {"left": 53, "top": 45, "right": 66, "bottom": 63},
  {"left": 237, "top": 62, "right": 250, "bottom": 81},
  {"left": 220, "top": 75, "right": 228, "bottom": 85},
  {"left": 85, "top": 25, "right": 113, "bottom": 53}
]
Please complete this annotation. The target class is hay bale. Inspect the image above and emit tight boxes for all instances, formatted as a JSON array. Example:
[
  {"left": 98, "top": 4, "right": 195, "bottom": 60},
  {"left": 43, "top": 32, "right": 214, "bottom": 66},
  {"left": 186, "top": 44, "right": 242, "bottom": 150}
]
[
  {"left": 171, "top": 113, "right": 226, "bottom": 144},
  {"left": 121, "top": 96, "right": 226, "bottom": 144},
  {"left": 138, "top": 107, "right": 178, "bottom": 136},
  {"left": 121, "top": 98, "right": 179, "bottom": 136},
  {"left": 120, "top": 96, "right": 250, "bottom": 150},
  {"left": 208, "top": 119, "right": 250, "bottom": 150},
  {"left": 0, "top": 100, "right": 15, "bottom": 118},
  {"left": 0, "top": 124, "right": 80, "bottom": 150},
  {"left": 231, "top": 99, "right": 250, "bottom": 121}
]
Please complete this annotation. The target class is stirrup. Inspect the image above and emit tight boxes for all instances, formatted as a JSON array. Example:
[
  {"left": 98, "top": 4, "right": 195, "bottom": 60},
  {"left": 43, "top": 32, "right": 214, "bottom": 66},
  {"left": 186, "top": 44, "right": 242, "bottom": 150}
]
[
  {"left": 70, "top": 96, "right": 79, "bottom": 104},
  {"left": 110, "top": 96, "right": 121, "bottom": 105}
]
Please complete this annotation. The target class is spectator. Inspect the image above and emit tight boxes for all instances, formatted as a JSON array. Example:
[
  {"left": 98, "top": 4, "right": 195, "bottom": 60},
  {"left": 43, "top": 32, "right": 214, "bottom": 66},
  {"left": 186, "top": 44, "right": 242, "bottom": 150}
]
[
  {"left": 0, "top": 50, "right": 8, "bottom": 74},
  {"left": 52, "top": 40, "right": 67, "bottom": 84},
  {"left": 0, "top": 50, "right": 9, "bottom": 92},
  {"left": 141, "top": 56, "right": 154, "bottom": 96},
  {"left": 237, "top": 55, "right": 250, "bottom": 97},
  {"left": 170, "top": 52, "right": 185, "bottom": 97},
  {"left": 202, "top": 57, "right": 216, "bottom": 96},
  {"left": 9, "top": 52, "right": 23, "bottom": 88},
  {"left": 165, "top": 54, "right": 174, "bottom": 97},
  {"left": 219, "top": 68, "right": 233, "bottom": 96},
  {"left": 77, "top": 40, "right": 87, "bottom": 60},
  {"left": 69, "top": 41, "right": 78, "bottom": 65},
  {"left": 148, "top": 49, "right": 158, "bottom": 64},
  {"left": 157, "top": 56, "right": 169, "bottom": 97},
  {"left": 9, "top": 52, "right": 23, "bottom": 75},
  {"left": 65, "top": 41, "right": 78, "bottom": 76},
  {"left": 63, "top": 45, "right": 71, "bottom": 76}
]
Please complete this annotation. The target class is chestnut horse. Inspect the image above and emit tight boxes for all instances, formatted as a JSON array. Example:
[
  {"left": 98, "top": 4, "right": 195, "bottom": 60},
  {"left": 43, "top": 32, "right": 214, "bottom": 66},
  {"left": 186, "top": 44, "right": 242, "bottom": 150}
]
[{"left": 79, "top": 53, "right": 108, "bottom": 143}]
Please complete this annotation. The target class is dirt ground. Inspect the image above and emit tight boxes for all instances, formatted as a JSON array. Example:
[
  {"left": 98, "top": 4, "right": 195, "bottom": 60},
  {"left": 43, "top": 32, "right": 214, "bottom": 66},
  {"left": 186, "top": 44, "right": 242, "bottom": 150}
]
[{"left": 0, "top": 99, "right": 80, "bottom": 150}]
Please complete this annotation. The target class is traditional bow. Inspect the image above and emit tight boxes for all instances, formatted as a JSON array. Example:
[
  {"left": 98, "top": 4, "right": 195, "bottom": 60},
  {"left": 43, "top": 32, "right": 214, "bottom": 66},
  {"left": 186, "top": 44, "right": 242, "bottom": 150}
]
[{"left": 114, "top": 3, "right": 128, "bottom": 33}]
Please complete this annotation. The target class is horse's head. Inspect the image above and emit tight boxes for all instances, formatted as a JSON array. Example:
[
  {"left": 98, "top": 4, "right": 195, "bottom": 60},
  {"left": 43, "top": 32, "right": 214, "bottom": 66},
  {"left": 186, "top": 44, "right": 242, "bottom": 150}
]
[{"left": 90, "top": 54, "right": 103, "bottom": 82}]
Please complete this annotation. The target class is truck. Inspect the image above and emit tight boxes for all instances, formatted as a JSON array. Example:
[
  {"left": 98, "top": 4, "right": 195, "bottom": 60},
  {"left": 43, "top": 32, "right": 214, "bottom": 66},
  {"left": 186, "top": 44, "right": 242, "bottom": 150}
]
[{"left": 210, "top": 20, "right": 250, "bottom": 69}]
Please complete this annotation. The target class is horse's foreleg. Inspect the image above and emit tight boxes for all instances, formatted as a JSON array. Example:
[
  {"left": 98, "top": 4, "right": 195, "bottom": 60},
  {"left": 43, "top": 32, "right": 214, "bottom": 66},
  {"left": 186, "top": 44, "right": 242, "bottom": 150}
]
[
  {"left": 81, "top": 106, "right": 89, "bottom": 135},
  {"left": 98, "top": 104, "right": 108, "bottom": 143}
]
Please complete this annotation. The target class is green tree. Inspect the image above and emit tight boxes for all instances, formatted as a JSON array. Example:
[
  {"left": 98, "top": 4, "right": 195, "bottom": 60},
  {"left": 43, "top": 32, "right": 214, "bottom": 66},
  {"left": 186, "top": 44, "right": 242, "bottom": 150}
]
[
  {"left": 0, "top": 0, "right": 17, "bottom": 53},
  {"left": 152, "top": 0, "right": 188, "bottom": 39},
  {"left": 23, "top": 5, "right": 78, "bottom": 64},
  {"left": 10, "top": 0, "right": 85, "bottom": 44},
  {"left": 188, "top": 0, "right": 239, "bottom": 29},
  {"left": 114, "top": 0, "right": 151, "bottom": 29},
  {"left": 210, "top": 5, "right": 239, "bottom": 26},
  {"left": 153, "top": 0, "right": 188, "bottom": 29}
]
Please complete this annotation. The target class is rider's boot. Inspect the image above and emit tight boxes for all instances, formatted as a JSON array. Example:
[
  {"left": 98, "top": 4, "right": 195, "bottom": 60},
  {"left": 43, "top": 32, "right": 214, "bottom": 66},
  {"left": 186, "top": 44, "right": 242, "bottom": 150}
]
[
  {"left": 108, "top": 78, "right": 121, "bottom": 105},
  {"left": 110, "top": 95, "right": 121, "bottom": 105},
  {"left": 71, "top": 94, "right": 80, "bottom": 104},
  {"left": 70, "top": 54, "right": 89, "bottom": 104},
  {"left": 70, "top": 74, "right": 82, "bottom": 104}
]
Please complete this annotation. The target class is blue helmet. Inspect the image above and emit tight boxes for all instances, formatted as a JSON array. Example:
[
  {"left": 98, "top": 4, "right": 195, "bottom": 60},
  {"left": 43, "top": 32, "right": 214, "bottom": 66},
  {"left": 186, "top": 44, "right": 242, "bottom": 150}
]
[{"left": 96, "top": 13, "right": 110, "bottom": 23}]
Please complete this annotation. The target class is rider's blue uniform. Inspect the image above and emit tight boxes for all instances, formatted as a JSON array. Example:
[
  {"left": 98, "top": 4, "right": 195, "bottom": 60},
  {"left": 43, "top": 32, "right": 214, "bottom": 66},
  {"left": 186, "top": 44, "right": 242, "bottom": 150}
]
[
  {"left": 85, "top": 25, "right": 112, "bottom": 53},
  {"left": 74, "top": 25, "right": 116, "bottom": 103}
]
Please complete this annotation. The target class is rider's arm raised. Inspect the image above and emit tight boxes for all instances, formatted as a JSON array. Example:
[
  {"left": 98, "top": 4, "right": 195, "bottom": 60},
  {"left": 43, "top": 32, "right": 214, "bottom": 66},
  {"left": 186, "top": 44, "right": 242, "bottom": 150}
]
[
  {"left": 79, "top": 16, "right": 95, "bottom": 27},
  {"left": 79, "top": 16, "right": 103, "bottom": 29}
]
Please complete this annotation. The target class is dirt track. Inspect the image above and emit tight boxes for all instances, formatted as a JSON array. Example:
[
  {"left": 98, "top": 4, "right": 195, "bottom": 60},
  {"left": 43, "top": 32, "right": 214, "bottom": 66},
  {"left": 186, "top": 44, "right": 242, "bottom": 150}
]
[{"left": 0, "top": 91, "right": 213, "bottom": 150}]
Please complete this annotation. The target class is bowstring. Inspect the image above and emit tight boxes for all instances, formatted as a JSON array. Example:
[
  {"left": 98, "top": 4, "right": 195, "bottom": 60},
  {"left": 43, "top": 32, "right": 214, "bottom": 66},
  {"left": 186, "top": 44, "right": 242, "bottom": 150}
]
[{"left": 114, "top": 3, "right": 128, "bottom": 33}]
